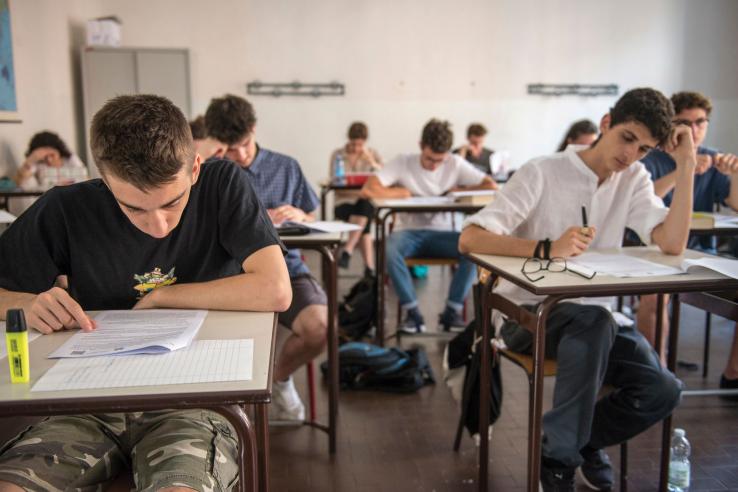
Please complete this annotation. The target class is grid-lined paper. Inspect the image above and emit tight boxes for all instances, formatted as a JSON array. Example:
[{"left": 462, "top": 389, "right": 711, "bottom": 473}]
[{"left": 32, "top": 339, "right": 253, "bottom": 392}]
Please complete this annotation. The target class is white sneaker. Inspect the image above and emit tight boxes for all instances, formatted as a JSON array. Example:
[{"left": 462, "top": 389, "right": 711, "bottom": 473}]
[{"left": 270, "top": 377, "right": 305, "bottom": 425}]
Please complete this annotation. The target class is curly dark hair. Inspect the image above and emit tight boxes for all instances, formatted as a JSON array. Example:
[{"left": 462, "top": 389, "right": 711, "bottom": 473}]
[
  {"left": 556, "top": 119, "right": 598, "bottom": 152},
  {"left": 609, "top": 88, "right": 674, "bottom": 146},
  {"left": 90, "top": 94, "right": 194, "bottom": 190},
  {"left": 205, "top": 94, "right": 257, "bottom": 145},
  {"left": 348, "top": 122, "right": 368, "bottom": 140},
  {"left": 189, "top": 115, "right": 207, "bottom": 140},
  {"left": 467, "top": 123, "right": 487, "bottom": 139},
  {"left": 421, "top": 119, "right": 453, "bottom": 153},
  {"left": 25, "top": 131, "right": 72, "bottom": 159},
  {"left": 671, "top": 91, "right": 712, "bottom": 117}
]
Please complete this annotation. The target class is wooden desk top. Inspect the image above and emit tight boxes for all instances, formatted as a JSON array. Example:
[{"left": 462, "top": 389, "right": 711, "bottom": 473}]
[
  {"left": 0, "top": 310, "right": 277, "bottom": 415},
  {"left": 370, "top": 198, "right": 485, "bottom": 213},
  {"left": 466, "top": 247, "right": 738, "bottom": 297}
]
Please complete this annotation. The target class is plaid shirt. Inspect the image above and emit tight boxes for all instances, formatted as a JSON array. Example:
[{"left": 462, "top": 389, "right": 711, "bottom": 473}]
[{"left": 242, "top": 146, "right": 320, "bottom": 277}]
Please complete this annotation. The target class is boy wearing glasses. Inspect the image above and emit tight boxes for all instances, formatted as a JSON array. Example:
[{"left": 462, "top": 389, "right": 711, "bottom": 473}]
[
  {"left": 638, "top": 91, "right": 738, "bottom": 394},
  {"left": 459, "top": 88, "right": 694, "bottom": 492},
  {"left": 361, "top": 119, "right": 496, "bottom": 333}
]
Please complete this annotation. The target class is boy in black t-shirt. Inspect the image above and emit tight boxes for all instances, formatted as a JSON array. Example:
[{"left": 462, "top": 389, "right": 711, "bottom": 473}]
[{"left": 0, "top": 95, "right": 291, "bottom": 491}]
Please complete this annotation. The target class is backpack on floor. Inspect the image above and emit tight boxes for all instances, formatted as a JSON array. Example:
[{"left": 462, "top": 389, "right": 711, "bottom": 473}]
[
  {"left": 320, "top": 342, "right": 435, "bottom": 393},
  {"left": 338, "top": 274, "right": 376, "bottom": 341}
]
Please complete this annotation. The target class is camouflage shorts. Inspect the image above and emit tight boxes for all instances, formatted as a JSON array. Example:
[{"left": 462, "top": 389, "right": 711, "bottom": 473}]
[{"left": 0, "top": 409, "right": 239, "bottom": 491}]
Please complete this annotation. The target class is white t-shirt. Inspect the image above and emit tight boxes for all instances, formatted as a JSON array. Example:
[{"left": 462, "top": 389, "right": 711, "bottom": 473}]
[
  {"left": 377, "top": 153, "right": 487, "bottom": 230},
  {"left": 463, "top": 145, "right": 669, "bottom": 307}
]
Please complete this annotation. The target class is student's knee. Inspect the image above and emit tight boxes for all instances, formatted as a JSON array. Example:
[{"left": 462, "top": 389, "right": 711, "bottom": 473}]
[
  {"left": 641, "top": 370, "right": 682, "bottom": 416},
  {"left": 576, "top": 305, "right": 617, "bottom": 343},
  {"left": 294, "top": 305, "right": 328, "bottom": 350}
]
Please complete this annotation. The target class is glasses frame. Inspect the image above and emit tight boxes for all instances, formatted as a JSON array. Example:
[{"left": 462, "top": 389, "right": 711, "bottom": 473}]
[
  {"left": 673, "top": 117, "right": 709, "bottom": 129},
  {"left": 520, "top": 257, "right": 597, "bottom": 283}
]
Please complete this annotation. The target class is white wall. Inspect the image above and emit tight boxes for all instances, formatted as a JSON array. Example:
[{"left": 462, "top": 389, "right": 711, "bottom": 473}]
[{"left": 2, "top": 0, "right": 737, "bottom": 187}]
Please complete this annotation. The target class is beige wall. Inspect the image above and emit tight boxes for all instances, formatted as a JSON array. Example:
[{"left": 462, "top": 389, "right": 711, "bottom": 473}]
[{"left": 2, "top": 0, "right": 737, "bottom": 187}]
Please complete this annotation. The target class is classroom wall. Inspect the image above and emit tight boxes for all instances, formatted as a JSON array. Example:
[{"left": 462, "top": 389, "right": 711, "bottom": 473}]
[{"left": 2, "top": 0, "right": 737, "bottom": 187}]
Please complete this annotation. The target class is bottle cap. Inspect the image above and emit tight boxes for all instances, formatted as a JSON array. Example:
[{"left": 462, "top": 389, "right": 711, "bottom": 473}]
[
  {"left": 674, "top": 428, "right": 685, "bottom": 438},
  {"left": 6, "top": 309, "right": 28, "bottom": 333}
]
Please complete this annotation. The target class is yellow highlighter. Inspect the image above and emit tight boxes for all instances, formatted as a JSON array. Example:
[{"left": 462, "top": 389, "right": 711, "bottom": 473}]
[{"left": 5, "top": 309, "right": 30, "bottom": 384}]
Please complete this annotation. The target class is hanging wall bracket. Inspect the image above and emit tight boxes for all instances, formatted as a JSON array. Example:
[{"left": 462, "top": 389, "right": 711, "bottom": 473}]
[
  {"left": 246, "top": 80, "right": 345, "bottom": 98},
  {"left": 527, "top": 83, "right": 618, "bottom": 97}
]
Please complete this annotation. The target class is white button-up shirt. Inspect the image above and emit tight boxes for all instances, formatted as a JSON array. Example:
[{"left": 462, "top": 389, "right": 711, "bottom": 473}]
[{"left": 463, "top": 145, "right": 669, "bottom": 307}]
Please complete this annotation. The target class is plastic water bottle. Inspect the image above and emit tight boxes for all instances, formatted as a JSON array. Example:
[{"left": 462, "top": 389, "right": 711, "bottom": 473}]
[
  {"left": 668, "top": 428, "right": 691, "bottom": 492},
  {"left": 334, "top": 154, "right": 345, "bottom": 185}
]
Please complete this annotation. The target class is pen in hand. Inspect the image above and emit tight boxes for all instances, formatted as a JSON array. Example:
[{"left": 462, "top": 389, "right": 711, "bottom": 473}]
[{"left": 581, "top": 206, "right": 592, "bottom": 237}]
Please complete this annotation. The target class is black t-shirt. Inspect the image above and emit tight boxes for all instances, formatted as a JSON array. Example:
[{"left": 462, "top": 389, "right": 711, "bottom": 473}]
[{"left": 0, "top": 160, "right": 284, "bottom": 310}]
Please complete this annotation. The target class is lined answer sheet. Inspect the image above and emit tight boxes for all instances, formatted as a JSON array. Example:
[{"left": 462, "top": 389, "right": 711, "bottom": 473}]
[{"left": 32, "top": 339, "right": 253, "bottom": 391}]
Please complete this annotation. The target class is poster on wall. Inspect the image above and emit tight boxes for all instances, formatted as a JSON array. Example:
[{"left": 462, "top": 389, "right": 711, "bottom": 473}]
[{"left": 0, "top": 0, "right": 19, "bottom": 122}]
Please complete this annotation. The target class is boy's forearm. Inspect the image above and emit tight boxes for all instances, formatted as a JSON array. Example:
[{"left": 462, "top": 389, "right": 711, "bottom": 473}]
[
  {"left": 652, "top": 167, "right": 694, "bottom": 255},
  {"left": 0, "top": 289, "right": 35, "bottom": 319},
  {"left": 459, "top": 225, "right": 536, "bottom": 257},
  {"left": 652, "top": 171, "right": 677, "bottom": 198},
  {"left": 145, "top": 272, "right": 292, "bottom": 313},
  {"left": 726, "top": 176, "right": 738, "bottom": 211}
]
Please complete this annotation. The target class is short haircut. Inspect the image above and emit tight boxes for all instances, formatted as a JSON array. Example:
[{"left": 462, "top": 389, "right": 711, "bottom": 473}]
[
  {"left": 671, "top": 91, "right": 712, "bottom": 117},
  {"left": 467, "top": 123, "right": 487, "bottom": 139},
  {"left": 348, "top": 122, "right": 368, "bottom": 140},
  {"left": 90, "top": 94, "right": 194, "bottom": 190},
  {"left": 421, "top": 119, "right": 453, "bottom": 153},
  {"left": 205, "top": 94, "right": 257, "bottom": 145},
  {"left": 189, "top": 115, "right": 207, "bottom": 140},
  {"left": 609, "top": 88, "right": 674, "bottom": 146},
  {"left": 556, "top": 119, "right": 598, "bottom": 152},
  {"left": 25, "top": 131, "right": 72, "bottom": 159}
]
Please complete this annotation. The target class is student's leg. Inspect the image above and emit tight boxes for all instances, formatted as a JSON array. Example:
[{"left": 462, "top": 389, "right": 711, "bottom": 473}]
[
  {"left": 417, "top": 230, "right": 476, "bottom": 309},
  {"left": 275, "top": 276, "right": 328, "bottom": 381},
  {"left": 386, "top": 230, "right": 424, "bottom": 309},
  {"left": 132, "top": 410, "right": 239, "bottom": 491},
  {"left": 360, "top": 233, "right": 375, "bottom": 271},
  {"left": 0, "top": 414, "right": 127, "bottom": 491},
  {"left": 587, "top": 324, "right": 682, "bottom": 449},
  {"left": 636, "top": 294, "right": 668, "bottom": 362},
  {"left": 499, "top": 303, "right": 617, "bottom": 468}
]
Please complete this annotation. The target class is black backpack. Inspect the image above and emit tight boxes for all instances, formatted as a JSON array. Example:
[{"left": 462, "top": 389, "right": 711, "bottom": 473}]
[
  {"left": 338, "top": 275, "right": 376, "bottom": 341},
  {"left": 321, "top": 342, "right": 435, "bottom": 393}
]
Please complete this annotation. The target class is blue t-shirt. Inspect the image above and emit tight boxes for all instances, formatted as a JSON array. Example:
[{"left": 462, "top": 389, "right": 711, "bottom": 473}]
[
  {"left": 642, "top": 146, "right": 730, "bottom": 251},
  {"left": 641, "top": 146, "right": 729, "bottom": 211},
  {"left": 240, "top": 146, "right": 320, "bottom": 277}
]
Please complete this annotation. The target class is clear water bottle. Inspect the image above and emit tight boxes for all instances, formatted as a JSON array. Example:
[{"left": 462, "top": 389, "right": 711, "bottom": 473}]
[
  {"left": 334, "top": 154, "right": 345, "bottom": 185},
  {"left": 668, "top": 428, "right": 691, "bottom": 492}
]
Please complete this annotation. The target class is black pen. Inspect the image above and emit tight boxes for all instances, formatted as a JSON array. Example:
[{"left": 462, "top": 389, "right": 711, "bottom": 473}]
[{"left": 581, "top": 206, "right": 591, "bottom": 237}]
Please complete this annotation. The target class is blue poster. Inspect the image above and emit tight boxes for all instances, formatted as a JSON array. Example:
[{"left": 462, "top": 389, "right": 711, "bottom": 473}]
[{"left": 0, "top": 0, "right": 18, "bottom": 120}]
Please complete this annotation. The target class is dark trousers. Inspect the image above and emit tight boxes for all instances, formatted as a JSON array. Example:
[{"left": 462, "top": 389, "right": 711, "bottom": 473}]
[{"left": 501, "top": 303, "right": 682, "bottom": 468}]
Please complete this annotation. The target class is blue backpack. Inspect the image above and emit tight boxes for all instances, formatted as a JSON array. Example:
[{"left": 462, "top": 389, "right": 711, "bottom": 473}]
[{"left": 321, "top": 342, "right": 435, "bottom": 393}]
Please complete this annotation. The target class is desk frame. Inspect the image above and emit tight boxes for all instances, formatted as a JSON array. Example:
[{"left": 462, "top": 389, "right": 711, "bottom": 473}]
[
  {"left": 466, "top": 250, "right": 738, "bottom": 492},
  {"left": 319, "top": 181, "right": 362, "bottom": 220},
  {"left": 0, "top": 189, "right": 45, "bottom": 211},
  {"left": 281, "top": 234, "right": 342, "bottom": 454}
]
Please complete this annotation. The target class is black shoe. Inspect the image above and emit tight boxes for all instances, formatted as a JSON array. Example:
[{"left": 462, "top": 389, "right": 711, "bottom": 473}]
[
  {"left": 540, "top": 457, "right": 575, "bottom": 492},
  {"left": 399, "top": 307, "right": 426, "bottom": 334},
  {"left": 338, "top": 251, "right": 351, "bottom": 269},
  {"left": 720, "top": 374, "right": 738, "bottom": 401},
  {"left": 577, "top": 447, "right": 613, "bottom": 491},
  {"left": 364, "top": 267, "right": 375, "bottom": 278},
  {"left": 438, "top": 306, "right": 466, "bottom": 332}
]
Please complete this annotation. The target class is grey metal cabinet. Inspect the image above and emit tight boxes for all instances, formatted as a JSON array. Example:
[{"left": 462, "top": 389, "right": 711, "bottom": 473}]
[{"left": 80, "top": 46, "right": 191, "bottom": 176}]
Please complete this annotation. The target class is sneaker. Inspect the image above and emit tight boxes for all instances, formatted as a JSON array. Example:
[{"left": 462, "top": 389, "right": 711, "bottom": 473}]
[
  {"left": 720, "top": 374, "right": 738, "bottom": 401},
  {"left": 439, "top": 306, "right": 466, "bottom": 333},
  {"left": 398, "top": 307, "right": 426, "bottom": 334},
  {"left": 540, "top": 457, "right": 575, "bottom": 492},
  {"left": 270, "top": 377, "right": 305, "bottom": 424},
  {"left": 338, "top": 251, "right": 351, "bottom": 269},
  {"left": 577, "top": 447, "right": 613, "bottom": 491}
]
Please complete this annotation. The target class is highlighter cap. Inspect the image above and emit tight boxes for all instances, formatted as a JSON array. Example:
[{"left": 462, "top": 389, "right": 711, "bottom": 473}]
[{"left": 6, "top": 309, "right": 28, "bottom": 333}]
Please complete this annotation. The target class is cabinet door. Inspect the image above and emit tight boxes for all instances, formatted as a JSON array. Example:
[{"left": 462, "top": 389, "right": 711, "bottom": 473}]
[{"left": 136, "top": 51, "right": 191, "bottom": 117}]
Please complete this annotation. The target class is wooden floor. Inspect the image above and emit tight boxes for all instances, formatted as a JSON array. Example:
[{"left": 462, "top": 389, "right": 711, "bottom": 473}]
[{"left": 269, "top": 252, "right": 738, "bottom": 492}]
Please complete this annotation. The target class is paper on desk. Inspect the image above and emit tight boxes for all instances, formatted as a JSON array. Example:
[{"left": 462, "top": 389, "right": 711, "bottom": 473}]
[
  {"left": 448, "top": 190, "right": 497, "bottom": 198},
  {"left": 307, "top": 221, "right": 362, "bottom": 233},
  {"left": 0, "top": 321, "right": 42, "bottom": 359},
  {"left": 32, "top": 339, "right": 254, "bottom": 391},
  {"left": 714, "top": 214, "right": 738, "bottom": 228},
  {"left": 568, "top": 252, "right": 682, "bottom": 278},
  {"left": 48, "top": 309, "right": 206, "bottom": 358},
  {"left": 682, "top": 257, "right": 738, "bottom": 279},
  {"left": 381, "top": 196, "right": 455, "bottom": 207},
  {"left": 0, "top": 210, "right": 16, "bottom": 224}
]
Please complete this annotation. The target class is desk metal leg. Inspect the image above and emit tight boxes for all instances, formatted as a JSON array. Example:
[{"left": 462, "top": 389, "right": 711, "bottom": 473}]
[
  {"left": 320, "top": 186, "right": 329, "bottom": 221},
  {"left": 659, "top": 296, "right": 682, "bottom": 491},
  {"left": 319, "top": 245, "right": 339, "bottom": 454},
  {"left": 255, "top": 403, "right": 270, "bottom": 492},
  {"left": 213, "top": 404, "right": 258, "bottom": 492},
  {"left": 375, "top": 211, "right": 390, "bottom": 346},
  {"left": 477, "top": 277, "right": 494, "bottom": 492}
]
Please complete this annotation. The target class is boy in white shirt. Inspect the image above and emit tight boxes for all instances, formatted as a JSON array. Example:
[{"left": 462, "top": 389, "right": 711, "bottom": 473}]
[
  {"left": 459, "top": 88, "right": 694, "bottom": 492},
  {"left": 361, "top": 119, "right": 496, "bottom": 333}
]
